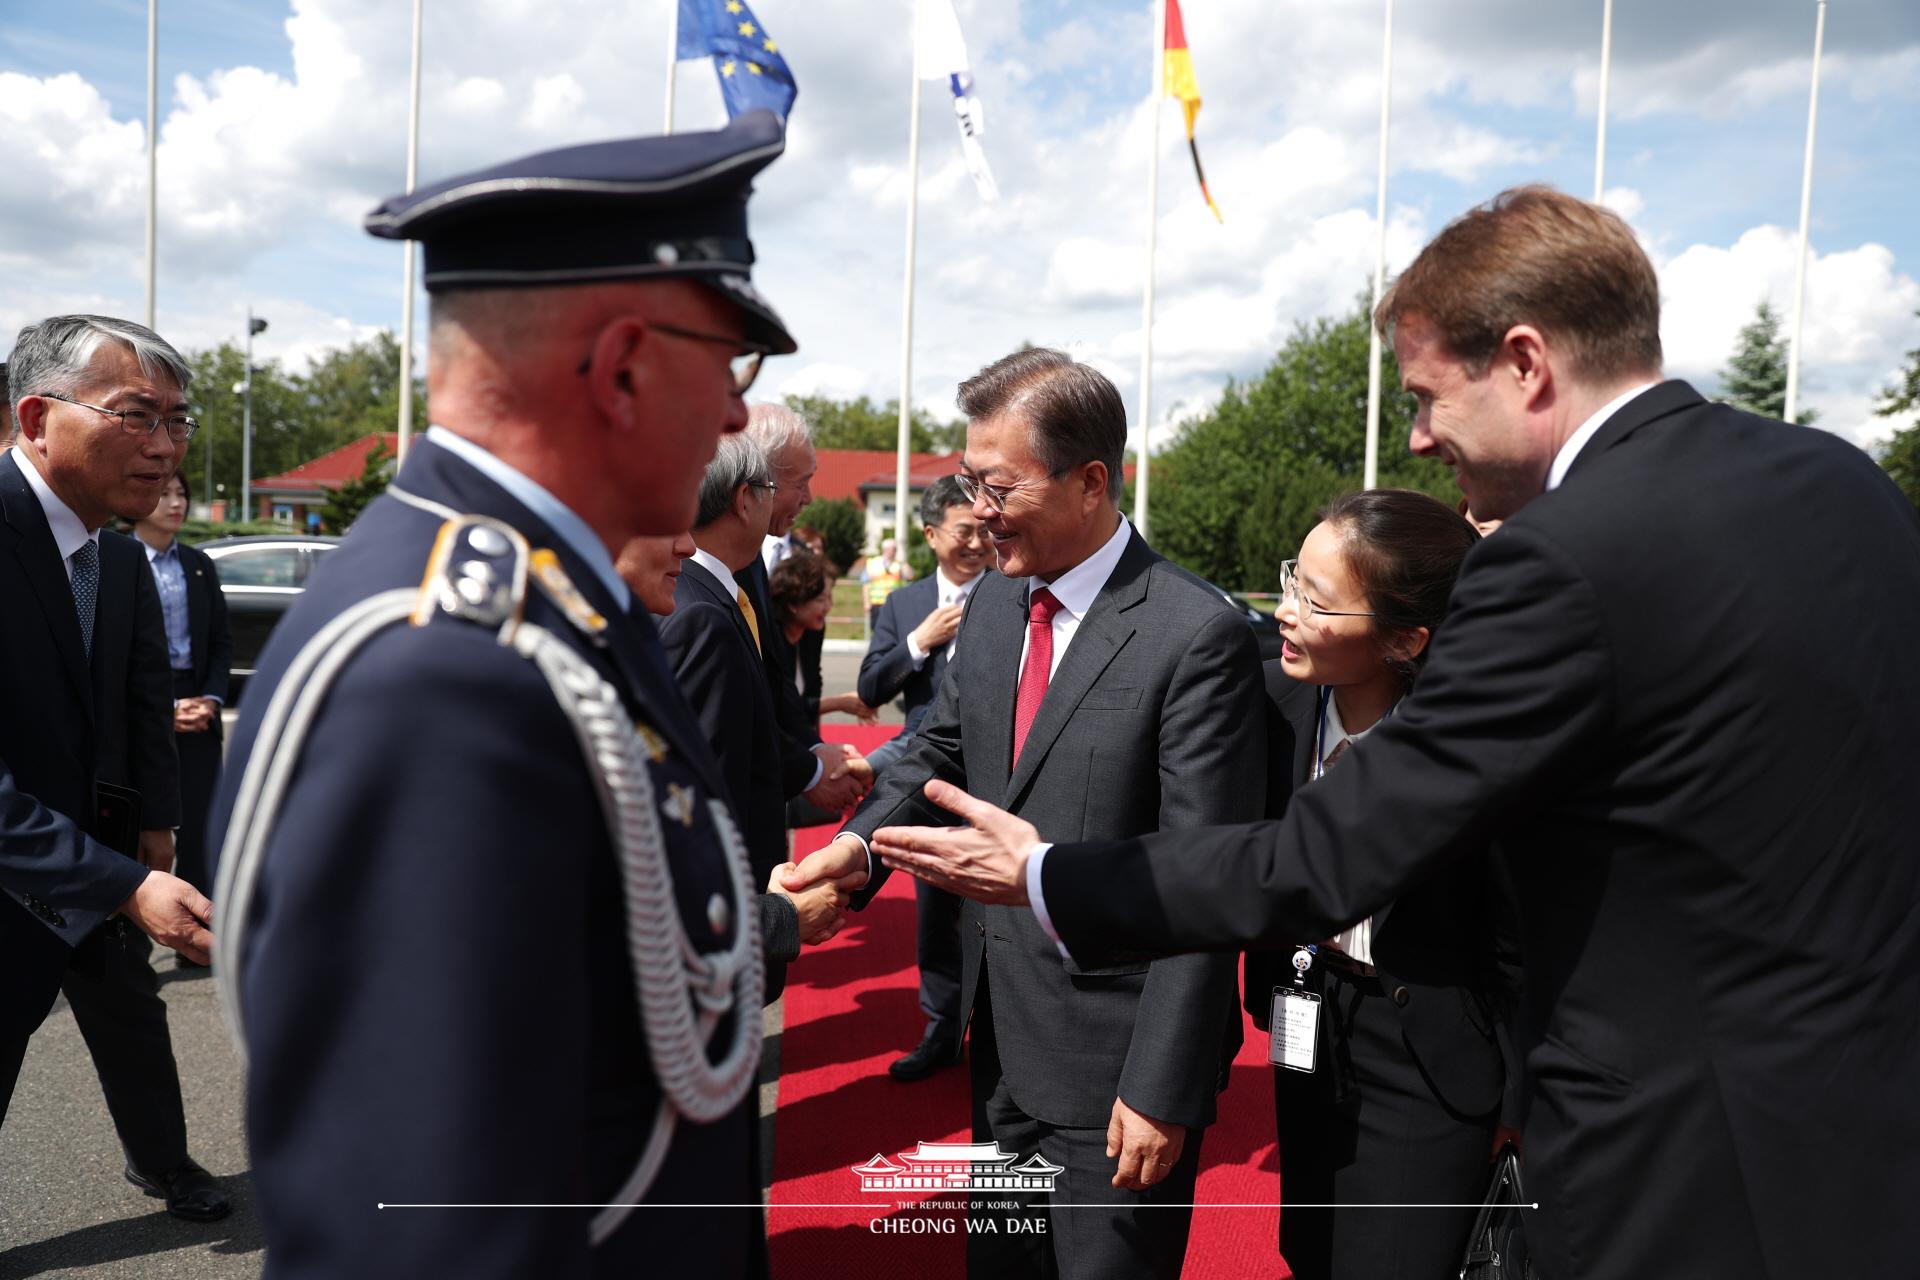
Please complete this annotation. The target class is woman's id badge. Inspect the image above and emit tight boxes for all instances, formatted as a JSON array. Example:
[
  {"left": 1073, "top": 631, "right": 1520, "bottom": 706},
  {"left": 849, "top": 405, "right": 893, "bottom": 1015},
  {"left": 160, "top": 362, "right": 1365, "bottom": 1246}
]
[{"left": 1268, "top": 986, "right": 1320, "bottom": 1073}]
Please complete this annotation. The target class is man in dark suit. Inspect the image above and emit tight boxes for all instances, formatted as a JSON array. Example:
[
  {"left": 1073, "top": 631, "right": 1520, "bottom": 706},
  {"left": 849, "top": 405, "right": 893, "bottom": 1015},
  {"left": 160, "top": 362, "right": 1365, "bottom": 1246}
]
[
  {"left": 857, "top": 474, "right": 992, "bottom": 1080},
  {"left": 871, "top": 187, "right": 1920, "bottom": 1280},
  {"left": 2, "top": 313, "right": 227, "bottom": 1221},
  {"left": 736, "top": 402, "right": 868, "bottom": 814},
  {"left": 787, "top": 348, "right": 1267, "bottom": 1279},
  {"left": 208, "top": 116, "right": 797, "bottom": 1277},
  {"left": 660, "top": 432, "right": 853, "bottom": 885}
]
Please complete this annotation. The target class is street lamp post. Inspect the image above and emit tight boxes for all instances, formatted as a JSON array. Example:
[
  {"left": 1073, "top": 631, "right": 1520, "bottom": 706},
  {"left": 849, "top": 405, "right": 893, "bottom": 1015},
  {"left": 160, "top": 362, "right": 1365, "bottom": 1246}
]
[{"left": 241, "top": 311, "right": 267, "bottom": 522}]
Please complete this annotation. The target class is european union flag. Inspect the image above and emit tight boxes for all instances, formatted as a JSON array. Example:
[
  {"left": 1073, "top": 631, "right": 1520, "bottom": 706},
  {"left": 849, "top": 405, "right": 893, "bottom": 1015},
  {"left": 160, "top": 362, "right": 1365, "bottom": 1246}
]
[{"left": 677, "top": 0, "right": 798, "bottom": 123}]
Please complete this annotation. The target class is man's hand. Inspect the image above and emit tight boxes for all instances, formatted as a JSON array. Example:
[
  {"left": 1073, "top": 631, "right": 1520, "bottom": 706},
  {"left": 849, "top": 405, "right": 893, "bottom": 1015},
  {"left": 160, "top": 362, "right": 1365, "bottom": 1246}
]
[
  {"left": 137, "top": 828, "right": 176, "bottom": 875},
  {"left": 768, "top": 862, "right": 848, "bottom": 945},
  {"left": 910, "top": 603, "right": 964, "bottom": 654},
  {"left": 1107, "top": 1097, "right": 1187, "bottom": 1191},
  {"left": 872, "top": 780, "right": 1037, "bottom": 906},
  {"left": 804, "top": 742, "right": 872, "bottom": 811},
  {"left": 120, "top": 870, "right": 213, "bottom": 965},
  {"left": 172, "top": 697, "right": 216, "bottom": 733},
  {"left": 781, "top": 834, "right": 871, "bottom": 895}
]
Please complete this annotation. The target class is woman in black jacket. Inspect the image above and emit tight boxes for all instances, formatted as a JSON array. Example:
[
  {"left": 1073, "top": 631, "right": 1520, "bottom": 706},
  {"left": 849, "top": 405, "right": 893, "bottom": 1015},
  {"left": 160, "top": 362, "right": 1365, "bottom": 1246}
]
[
  {"left": 1248, "top": 489, "right": 1523, "bottom": 1280},
  {"left": 130, "top": 472, "right": 231, "bottom": 899}
]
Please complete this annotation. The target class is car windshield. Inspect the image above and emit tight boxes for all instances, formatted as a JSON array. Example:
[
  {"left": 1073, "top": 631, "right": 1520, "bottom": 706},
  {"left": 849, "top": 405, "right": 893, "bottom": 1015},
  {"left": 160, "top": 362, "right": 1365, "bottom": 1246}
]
[{"left": 212, "top": 547, "right": 311, "bottom": 588}]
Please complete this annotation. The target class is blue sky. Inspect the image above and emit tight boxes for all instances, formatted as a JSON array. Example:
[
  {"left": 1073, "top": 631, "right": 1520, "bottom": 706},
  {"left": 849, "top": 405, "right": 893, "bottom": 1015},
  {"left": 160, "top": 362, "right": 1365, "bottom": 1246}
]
[{"left": 3, "top": 0, "right": 1917, "bottom": 451}]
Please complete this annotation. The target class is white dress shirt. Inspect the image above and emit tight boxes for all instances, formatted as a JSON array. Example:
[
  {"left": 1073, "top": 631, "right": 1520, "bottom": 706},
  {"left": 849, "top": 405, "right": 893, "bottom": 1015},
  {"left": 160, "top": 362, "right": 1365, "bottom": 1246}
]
[
  {"left": 1545, "top": 381, "right": 1659, "bottom": 492},
  {"left": 905, "top": 566, "right": 983, "bottom": 665},
  {"left": 762, "top": 533, "right": 794, "bottom": 574},
  {"left": 1017, "top": 513, "right": 1133, "bottom": 681},
  {"left": 9, "top": 447, "right": 99, "bottom": 580},
  {"left": 1319, "top": 693, "right": 1392, "bottom": 967}
]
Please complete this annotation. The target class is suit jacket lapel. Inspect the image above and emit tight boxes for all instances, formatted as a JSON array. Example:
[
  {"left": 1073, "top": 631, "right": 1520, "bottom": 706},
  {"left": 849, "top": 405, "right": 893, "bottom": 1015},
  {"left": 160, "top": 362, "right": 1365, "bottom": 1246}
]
[
  {"left": 1, "top": 463, "right": 94, "bottom": 721},
  {"left": 681, "top": 560, "right": 760, "bottom": 655},
  {"left": 1291, "top": 681, "right": 1398, "bottom": 939},
  {"left": 1003, "top": 534, "right": 1153, "bottom": 804},
  {"left": 185, "top": 546, "right": 211, "bottom": 686},
  {"left": 966, "top": 578, "right": 1023, "bottom": 787},
  {"left": 1559, "top": 380, "right": 1704, "bottom": 488}
]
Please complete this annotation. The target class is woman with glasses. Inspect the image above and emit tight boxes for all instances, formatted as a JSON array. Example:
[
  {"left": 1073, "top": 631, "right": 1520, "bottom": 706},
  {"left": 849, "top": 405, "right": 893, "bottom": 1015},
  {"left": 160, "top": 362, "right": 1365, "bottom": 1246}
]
[
  {"left": 128, "top": 472, "right": 231, "bottom": 914},
  {"left": 1252, "top": 488, "right": 1521, "bottom": 1280}
]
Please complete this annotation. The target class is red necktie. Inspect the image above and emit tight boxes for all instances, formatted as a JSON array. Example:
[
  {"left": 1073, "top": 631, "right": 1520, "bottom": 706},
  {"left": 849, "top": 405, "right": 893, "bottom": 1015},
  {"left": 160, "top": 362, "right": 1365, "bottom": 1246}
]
[{"left": 1012, "top": 587, "right": 1061, "bottom": 768}]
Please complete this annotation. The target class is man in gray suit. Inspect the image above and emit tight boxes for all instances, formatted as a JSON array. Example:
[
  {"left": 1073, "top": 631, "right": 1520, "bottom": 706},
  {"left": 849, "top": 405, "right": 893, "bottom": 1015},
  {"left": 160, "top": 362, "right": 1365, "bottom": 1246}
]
[{"left": 786, "top": 347, "right": 1266, "bottom": 1279}]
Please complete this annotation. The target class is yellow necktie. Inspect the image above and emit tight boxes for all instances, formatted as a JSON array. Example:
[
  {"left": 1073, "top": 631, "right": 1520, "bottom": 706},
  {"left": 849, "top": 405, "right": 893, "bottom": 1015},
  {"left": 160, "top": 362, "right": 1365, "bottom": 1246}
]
[{"left": 736, "top": 587, "right": 763, "bottom": 655}]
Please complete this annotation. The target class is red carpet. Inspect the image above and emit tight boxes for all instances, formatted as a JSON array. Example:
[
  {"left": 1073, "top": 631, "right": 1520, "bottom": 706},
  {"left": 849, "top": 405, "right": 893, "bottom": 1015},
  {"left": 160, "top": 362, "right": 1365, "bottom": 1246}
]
[{"left": 769, "top": 726, "right": 1286, "bottom": 1278}]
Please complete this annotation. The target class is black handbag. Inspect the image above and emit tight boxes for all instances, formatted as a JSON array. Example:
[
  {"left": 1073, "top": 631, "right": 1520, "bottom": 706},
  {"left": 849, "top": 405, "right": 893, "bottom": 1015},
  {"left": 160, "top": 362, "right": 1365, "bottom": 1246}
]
[{"left": 1458, "top": 1142, "right": 1535, "bottom": 1280}]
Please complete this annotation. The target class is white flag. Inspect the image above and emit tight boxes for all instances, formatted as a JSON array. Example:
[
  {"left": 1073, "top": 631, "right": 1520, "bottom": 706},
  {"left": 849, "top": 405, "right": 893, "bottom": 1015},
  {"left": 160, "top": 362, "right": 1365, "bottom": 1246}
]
[{"left": 915, "top": 0, "right": 998, "bottom": 201}]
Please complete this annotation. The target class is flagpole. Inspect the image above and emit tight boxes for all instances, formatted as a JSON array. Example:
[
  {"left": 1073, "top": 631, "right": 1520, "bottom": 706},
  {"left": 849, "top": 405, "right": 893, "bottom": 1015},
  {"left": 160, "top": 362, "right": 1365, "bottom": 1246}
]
[
  {"left": 664, "top": 0, "right": 679, "bottom": 132},
  {"left": 1135, "top": 0, "right": 1164, "bottom": 543},
  {"left": 895, "top": 1, "right": 923, "bottom": 553},
  {"left": 144, "top": 0, "right": 157, "bottom": 328},
  {"left": 396, "top": 0, "right": 424, "bottom": 464},
  {"left": 1593, "top": 0, "right": 1612, "bottom": 199},
  {"left": 1784, "top": 0, "right": 1825, "bottom": 426},
  {"left": 1362, "top": 0, "right": 1393, "bottom": 491}
]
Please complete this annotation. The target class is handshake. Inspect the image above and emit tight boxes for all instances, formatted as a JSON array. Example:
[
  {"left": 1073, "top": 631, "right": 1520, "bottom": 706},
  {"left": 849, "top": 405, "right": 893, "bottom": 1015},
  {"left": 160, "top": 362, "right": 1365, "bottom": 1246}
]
[
  {"left": 801, "top": 741, "right": 874, "bottom": 812},
  {"left": 765, "top": 831, "right": 876, "bottom": 948}
]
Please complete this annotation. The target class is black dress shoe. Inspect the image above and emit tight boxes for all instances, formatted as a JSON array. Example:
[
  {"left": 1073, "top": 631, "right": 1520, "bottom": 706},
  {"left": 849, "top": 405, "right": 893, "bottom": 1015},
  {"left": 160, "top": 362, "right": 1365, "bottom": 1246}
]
[
  {"left": 889, "top": 1036, "right": 962, "bottom": 1082},
  {"left": 126, "top": 1157, "right": 231, "bottom": 1222}
]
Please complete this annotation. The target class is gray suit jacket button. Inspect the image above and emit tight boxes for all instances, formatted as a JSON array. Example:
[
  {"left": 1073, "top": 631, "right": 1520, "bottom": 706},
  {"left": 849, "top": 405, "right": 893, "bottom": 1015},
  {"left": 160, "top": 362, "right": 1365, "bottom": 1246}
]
[{"left": 1391, "top": 985, "right": 1411, "bottom": 1007}]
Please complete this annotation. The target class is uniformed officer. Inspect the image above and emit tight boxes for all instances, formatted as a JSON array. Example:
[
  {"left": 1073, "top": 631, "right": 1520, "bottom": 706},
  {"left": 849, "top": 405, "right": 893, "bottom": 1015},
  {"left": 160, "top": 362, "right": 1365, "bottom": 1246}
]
[{"left": 207, "top": 111, "right": 796, "bottom": 1278}]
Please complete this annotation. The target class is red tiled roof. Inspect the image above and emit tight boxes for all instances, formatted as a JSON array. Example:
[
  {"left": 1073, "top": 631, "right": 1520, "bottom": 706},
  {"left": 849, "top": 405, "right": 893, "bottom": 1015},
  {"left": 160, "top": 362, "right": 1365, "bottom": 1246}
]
[
  {"left": 811, "top": 449, "right": 960, "bottom": 503},
  {"left": 254, "top": 432, "right": 399, "bottom": 492}
]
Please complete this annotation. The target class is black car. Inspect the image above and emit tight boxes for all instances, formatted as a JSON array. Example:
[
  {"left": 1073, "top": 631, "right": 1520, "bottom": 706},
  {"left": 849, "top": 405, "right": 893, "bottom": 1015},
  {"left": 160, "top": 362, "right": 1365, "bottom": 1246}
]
[
  {"left": 194, "top": 535, "right": 341, "bottom": 705},
  {"left": 1222, "top": 589, "right": 1285, "bottom": 662}
]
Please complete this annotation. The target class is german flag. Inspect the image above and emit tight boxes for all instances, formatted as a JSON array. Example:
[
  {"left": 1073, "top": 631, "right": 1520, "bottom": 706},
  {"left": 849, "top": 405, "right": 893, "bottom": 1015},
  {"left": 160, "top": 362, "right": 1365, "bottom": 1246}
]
[{"left": 1163, "top": 0, "right": 1222, "bottom": 221}]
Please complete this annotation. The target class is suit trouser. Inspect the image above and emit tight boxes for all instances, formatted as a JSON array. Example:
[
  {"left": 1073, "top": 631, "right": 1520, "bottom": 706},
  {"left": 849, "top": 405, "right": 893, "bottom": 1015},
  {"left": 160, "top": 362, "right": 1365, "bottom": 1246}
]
[
  {"left": 914, "top": 878, "right": 964, "bottom": 1045},
  {"left": 1, "top": 909, "right": 191, "bottom": 1174},
  {"left": 1272, "top": 964, "right": 1494, "bottom": 1280},
  {"left": 171, "top": 668, "right": 224, "bottom": 896},
  {"left": 966, "top": 969, "right": 1203, "bottom": 1280}
]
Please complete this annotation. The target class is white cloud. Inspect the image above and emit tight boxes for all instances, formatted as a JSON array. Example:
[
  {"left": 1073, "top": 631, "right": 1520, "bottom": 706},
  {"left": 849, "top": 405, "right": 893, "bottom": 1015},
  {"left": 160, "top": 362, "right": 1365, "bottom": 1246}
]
[
  {"left": 1, "top": 0, "right": 1915, "bottom": 475},
  {"left": 1656, "top": 226, "right": 1920, "bottom": 446}
]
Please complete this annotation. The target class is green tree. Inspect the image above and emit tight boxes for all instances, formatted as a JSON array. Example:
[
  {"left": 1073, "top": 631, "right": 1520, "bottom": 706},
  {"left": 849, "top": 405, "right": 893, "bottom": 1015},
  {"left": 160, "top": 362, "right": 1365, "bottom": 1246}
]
[
  {"left": 1719, "top": 300, "right": 1816, "bottom": 424},
  {"left": 1148, "top": 299, "right": 1457, "bottom": 592},
  {"left": 183, "top": 332, "right": 424, "bottom": 520},
  {"left": 319, "top": 442, "right": 395, "bottom": 533},
  {"left": 783, "top": 393, "right": 964, "bottom": 452},
  {"left": 1874, "top": 308, "right": 1920, "bottom": 509},
  {"left": 793, "top": 496, "right": 866, "bottom": 572}
]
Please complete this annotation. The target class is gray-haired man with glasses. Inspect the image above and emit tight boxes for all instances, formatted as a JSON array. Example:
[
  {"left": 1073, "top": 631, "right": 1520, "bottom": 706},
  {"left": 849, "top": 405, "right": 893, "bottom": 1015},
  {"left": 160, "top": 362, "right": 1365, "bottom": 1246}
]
[{"left": 2, "top": 313, "right": 230, "bottom": 1222}]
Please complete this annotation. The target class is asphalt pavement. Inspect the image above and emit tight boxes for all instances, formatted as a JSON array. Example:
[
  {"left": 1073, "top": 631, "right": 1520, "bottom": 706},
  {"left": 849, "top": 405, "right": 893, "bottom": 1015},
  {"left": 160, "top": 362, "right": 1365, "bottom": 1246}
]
[{"left": 0, "top": 646, "right": 892, "bottom": 1278}]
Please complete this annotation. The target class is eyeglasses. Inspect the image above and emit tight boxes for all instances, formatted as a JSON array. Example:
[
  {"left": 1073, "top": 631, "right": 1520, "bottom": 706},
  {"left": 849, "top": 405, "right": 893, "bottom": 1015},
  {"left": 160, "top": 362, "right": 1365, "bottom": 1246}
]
[
  {"left": 40, "top": 393, "right": 198, "bottom": 444},
  {"left": 574, "top": 321, "right": 770, "bottom": 394},
  {"left": 954, "top": 468, "right": 1062, "bottom": 514},
  {"left": 748, "top": 480, "right": 779, "bottom": 494},
  {"left": 1279, "top": 559, "right": 1375, "bottom": 622}
]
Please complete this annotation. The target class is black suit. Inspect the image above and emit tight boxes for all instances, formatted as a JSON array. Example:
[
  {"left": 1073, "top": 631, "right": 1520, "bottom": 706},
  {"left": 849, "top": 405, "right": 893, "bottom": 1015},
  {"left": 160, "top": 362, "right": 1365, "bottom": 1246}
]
[
  {"left": 1040, "top": 384, "right": 1920, "bottom": 1280},
  {"left": 0, "top": 454, "right": 192, "bottom": 1175},
  {"left": 1249, "top": 670, "right": 1520, "bottom": 1279},
  {"left": 735, "top": 556, "right": 822, "bottom": 797},
  {"left": 858, "top": 572, "right": 976, "bottom": 1049},
  {"left": 845, "top": 526, "right": 1266, "bottom": 1279},
  {"left": 661, "top": 559, "right": 793, "bottom": 887},
  {"left": 162, "top": 539, "right": 232, "bottom": 894}
]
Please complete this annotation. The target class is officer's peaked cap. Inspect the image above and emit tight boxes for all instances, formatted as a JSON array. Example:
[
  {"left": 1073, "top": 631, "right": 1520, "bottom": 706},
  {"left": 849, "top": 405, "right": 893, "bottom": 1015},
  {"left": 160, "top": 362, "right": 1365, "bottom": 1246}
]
[{"left": 364, "top": 111, "right": 795, "bottom": 355}]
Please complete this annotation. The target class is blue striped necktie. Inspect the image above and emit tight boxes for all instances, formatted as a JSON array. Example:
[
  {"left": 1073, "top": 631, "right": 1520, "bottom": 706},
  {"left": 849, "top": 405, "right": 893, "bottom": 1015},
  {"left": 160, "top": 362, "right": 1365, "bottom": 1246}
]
[{"left": 70, "top": 538, "right": 99, "bottom": 662}]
